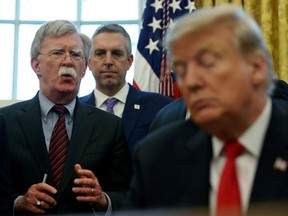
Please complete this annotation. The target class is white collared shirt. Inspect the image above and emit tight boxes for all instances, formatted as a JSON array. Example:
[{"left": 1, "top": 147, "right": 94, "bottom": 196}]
[
  {"left": 210, "top": 98, "right": 272, "bottom": 215},
  {"left": 94, "top": 83, "right": 129, "bottom": 118}
]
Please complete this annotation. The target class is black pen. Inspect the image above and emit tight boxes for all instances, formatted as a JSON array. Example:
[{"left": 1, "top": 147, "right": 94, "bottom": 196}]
[{"left": 42, "top": 173, "right": 48, "bottom": 183}]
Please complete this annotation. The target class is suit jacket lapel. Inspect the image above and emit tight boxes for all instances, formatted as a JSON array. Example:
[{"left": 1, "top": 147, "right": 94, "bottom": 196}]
[
  {"left": 122, "top": 85, "right": 143, "bottom": 141},
  {"left": 18, "top": 94, "right": 50, "bottom": 174},
  {"left": 184, "top": 121, "right": 212, "bottom": 206},
  {"left": 250, "top": 100, "right": 288, "bottom": 203}
]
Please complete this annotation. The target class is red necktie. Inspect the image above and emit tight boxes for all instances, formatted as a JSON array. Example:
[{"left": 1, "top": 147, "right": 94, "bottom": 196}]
[
  {"left": 49, "top": 105, "right": 69, "bottom": 189},
  {"left": 217, "top": 141, "right": 244, "bottom": 216}
]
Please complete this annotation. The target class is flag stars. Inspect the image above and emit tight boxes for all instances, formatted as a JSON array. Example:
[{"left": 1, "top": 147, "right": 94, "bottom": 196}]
[
  {"left": 150, "top": 0, "right": 163, "bottom": 13},
  {"left": 169, "top": 0, "right": 182, "bottom": 13},
  {"left": 185, "top": 0, "right": 196, "bottom": 13},
  {"left": 148, "top": 17, "right": 162, "bottom": 33},
  {"left": 145, "top": 38, "right": 160, "bottom": 54}
]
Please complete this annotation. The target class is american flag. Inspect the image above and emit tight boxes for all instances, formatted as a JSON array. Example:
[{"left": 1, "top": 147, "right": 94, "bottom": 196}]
[{"left": 133, "top": 0, "right": 196, "bottom": 99}]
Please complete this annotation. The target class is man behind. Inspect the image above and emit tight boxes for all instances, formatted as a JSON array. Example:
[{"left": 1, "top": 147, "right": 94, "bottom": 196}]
[
  {"left": 80, "top": 24, "right": 172, "bottom": 154},
  {"left": 0, "top": 20, "right": 131, "bottom": 214},
  {"left": 126, "top": 4, "right": 288, "bottom": 215}
]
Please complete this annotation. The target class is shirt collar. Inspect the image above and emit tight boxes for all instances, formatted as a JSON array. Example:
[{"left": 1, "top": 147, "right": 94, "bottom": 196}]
[
  {"left": 212, "top": 97, "right": 272, "bottom": 159},
  {"left": 38, "top": 91, "right": 76, "bottom": 117},
  {"left": 94, "top": 82, "right": 129, "bottom": 107}
]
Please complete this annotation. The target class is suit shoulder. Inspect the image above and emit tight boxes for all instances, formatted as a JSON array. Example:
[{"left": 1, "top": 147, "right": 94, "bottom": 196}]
[
  {"left": 135, "top": 91, "right": 173, "bottom": 111},
  {"left": 79, "top": 92, "right": 94, "bottom": 103},
  {"left": 272, "top": 97, "right": 288, "bottom": 112},
  {"left": 0, "top": 100, "right": 32, "bottom": 115},
  {"left": 128, "top": 85, "right": 170, "bottom": 100},
  {"left": 141, "top": 91, "right": 172, "bottom": 101},
  {"left": 157, "top": 97, "right": 184, "bottom": 114},
  {"left": 138, "top": 120, "right": 197, "bottom": 149}
]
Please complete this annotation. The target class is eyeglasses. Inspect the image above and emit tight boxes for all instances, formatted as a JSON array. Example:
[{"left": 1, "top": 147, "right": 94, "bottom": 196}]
[{"left": 39, "top": 50, "right": 85, "bottom": 64}]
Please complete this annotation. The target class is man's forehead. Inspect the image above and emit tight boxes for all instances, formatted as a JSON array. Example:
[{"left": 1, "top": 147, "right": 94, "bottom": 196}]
[{"left": 42, "top": 34, "right": 83, "bottom": 48}]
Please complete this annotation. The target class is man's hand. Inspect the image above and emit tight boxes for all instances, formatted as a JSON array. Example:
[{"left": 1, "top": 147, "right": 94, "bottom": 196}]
[
  {"left": 72, "top": 164, "right": 108, "bottom": 211},
  {"left": 16, "top": 183, "right": 57, "bottom": 214}
]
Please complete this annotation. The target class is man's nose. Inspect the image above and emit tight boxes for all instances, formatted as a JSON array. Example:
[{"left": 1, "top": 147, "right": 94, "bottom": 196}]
[
  {"left": 184, "top": 62, "right": 204, "bottom": 91},
  {"left": 104, "top": 54, "right": 113, "bottom": 65},
  {"left": 61, "top": 53, "right": 74, "bottom": 64}
]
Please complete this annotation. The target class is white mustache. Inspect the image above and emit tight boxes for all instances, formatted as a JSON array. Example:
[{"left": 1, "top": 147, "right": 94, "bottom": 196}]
[{"left": 58, "top": 67, "right": 77, "bottom": 78}]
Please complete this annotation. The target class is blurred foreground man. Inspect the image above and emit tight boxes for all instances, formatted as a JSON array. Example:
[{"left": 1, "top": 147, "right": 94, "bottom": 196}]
[{"left": 126, "top": 4, "right": 288, "bottom": 216}]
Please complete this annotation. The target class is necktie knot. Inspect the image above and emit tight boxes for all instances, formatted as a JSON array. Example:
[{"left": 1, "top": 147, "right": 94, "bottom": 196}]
[
  {"left": 104, "top": 98, "right": 118, "bottom": 114},
  {"left": 53, "top": 104, "right": 66, "bottom": 116},
  {"left": 224, "top": 141, "right": 244, "bottom": 159}
]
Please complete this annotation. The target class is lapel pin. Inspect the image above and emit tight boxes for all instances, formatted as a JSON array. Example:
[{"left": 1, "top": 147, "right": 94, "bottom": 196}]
[
  {"left": 273, "top": 157, "right": 288, "bottom": 172},
  {"left": 134, "top": 104, "right": 140, "bottom": 110}
]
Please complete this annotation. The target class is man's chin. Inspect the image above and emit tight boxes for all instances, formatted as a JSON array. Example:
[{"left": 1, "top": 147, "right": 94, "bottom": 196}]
[{"left": 191, "top": 111, "right": 221, "bottom": 127}]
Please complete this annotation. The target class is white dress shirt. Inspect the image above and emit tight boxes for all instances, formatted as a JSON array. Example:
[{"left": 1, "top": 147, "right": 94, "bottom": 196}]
[
  {"left": 94, "top": 83, "right": 129, "bottom": 118},
  {"left": 210, "top": 98, "right": 272, "bottom": 215}
]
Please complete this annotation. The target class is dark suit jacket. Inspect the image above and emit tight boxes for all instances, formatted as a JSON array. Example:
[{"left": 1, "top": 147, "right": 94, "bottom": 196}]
[
  {"left": 0, "top": 114, "right": 13, "bottom": 215},
  {"left": 0, "top": 93, "right": 131, "bottom": 214},
  {"left": 80, "top": 84, "right": 172, "bottom": 154},
  {"left": 125, "top": 98, "right": 288, "bottom": 213},
  {"left": 149, "top": 97, "right": 186, "bottom": 132},
  {"left": 272, "top": 79, "right": 288, "bottom": 101}
]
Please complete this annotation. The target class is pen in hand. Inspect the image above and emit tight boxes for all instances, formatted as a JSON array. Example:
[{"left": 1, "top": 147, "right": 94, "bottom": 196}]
[{"left": 42, "top": 173, "right": 48, "bottom": 183}]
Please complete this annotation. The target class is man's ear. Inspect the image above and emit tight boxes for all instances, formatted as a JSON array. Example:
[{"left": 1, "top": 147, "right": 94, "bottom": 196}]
[
  {"left": 249, "top": 54, "right": 267, "bottom": 85},
  {"left": 31, "top": 57, "right": 41, "bottom": 77},
  {"left": 81, "top": 69, "right": 86, "bottom": 78},
  {"left": 127, "top": 54, "right": 134, "bottom": 69},
  {"left": 81, "top": 60, "right": 88, "bottom": 78},
  {"left": 87, "top": 59, "right": 93, "bottom": 71}
]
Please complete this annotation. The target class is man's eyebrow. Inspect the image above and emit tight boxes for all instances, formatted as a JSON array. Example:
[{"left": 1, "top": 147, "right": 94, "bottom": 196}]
[
  {"left": 49, "top": 48, "right": 64, "bottom": 51},
  {"left": 94, "top": 48, "right": 106, "bottom": 52},
  {"left": 112, "top": 49, "right": 124, "bottom": 53}
]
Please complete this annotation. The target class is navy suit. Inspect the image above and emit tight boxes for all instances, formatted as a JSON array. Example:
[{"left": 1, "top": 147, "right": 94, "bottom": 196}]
[
  {"left": 0, "top": 93, "right": 131, "bottom": 214},
  {"left": 80, "top": 84, "right": 172, "bottom": 154},
  {"left": 125, "top": 98, "right": 288, "bottom": 212},
  {"left": 149, "top": 97, "right": 186, "bottom": 132},
  {"left": 273, "top": 79, "right": 288, "bottom": 101}
]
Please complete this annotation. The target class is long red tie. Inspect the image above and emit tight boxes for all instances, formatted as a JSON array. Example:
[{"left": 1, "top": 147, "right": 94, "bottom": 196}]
[
  {"left": 49, "top": 105, "right": 69, "bottom": 189},
  {"left": 217, "top": 141, "right": 244, "bottom": 216}
]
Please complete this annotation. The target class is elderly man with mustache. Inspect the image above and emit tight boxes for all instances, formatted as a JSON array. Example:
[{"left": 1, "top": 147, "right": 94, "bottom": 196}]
[{"left": 0, "top": 20, "right": 131, "bottom": 215}]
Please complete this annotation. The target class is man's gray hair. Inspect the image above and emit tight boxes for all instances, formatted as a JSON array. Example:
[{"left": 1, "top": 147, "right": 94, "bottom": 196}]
[
  {"left": 91, "top": 24, "right": 132, "bottom": 55},
  {"left": 166, "top": 4, "right": 276, "bottom": 90},
  {"left": 30, "top": 20, "right": 91, "bottom": 60}
]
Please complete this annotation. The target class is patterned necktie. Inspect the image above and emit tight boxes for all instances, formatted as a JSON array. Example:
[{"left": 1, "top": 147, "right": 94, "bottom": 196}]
[
  {"left": 48, "top": 105, "right": 69, "bottom": 189},
  {"left": 104, "top": 98, "right": 118, "bottom": 114},
  {"left": 217, "top": 141, "right": 244, "bottom": 216}
]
